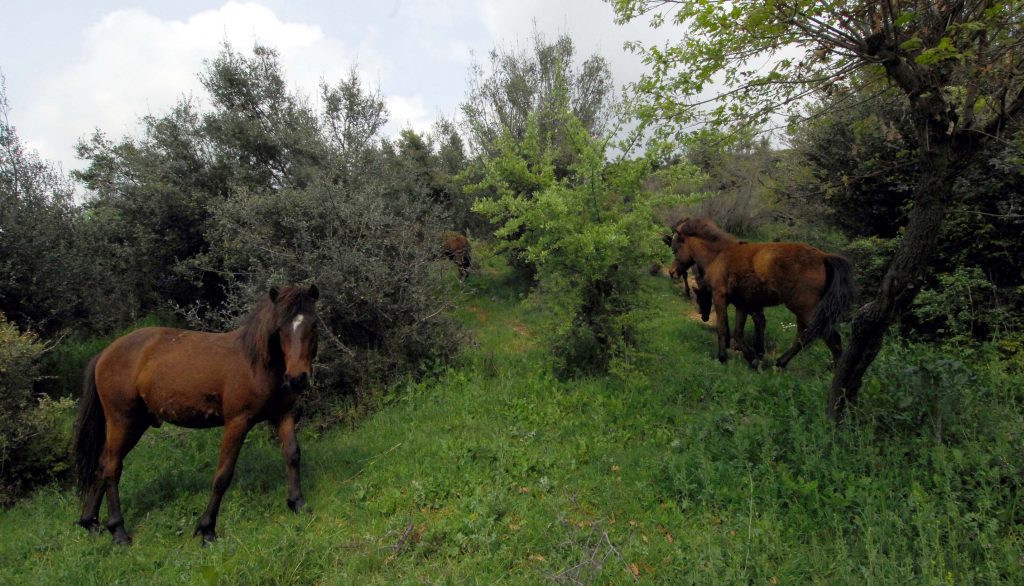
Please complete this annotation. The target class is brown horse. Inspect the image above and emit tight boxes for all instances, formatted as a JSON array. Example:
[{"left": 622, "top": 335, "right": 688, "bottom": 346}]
[
  {"left": 73, "top": 285, "right": 320, "bottom": 545},
  {"left": 442, "top": 232, "right": 471, "bottom": 279},
  {"left": 681, "top": 221, "right": 855, "bottom": 367},
  {"left": 665, "top": 220, "right": 767, "bottom": 354}
]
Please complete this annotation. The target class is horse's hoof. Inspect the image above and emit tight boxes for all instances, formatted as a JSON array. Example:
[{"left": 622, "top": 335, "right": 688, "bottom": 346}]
[
  {"left": 194, "top": 523, "right": 217, "bottom": 545},
  {"left": 718, "top": 354, "right": 728, "bottom": 364},
  {"left": 287, "top": 497, "right": 306, "bottom": 514},
  {"left": 196, "top": 530, "right": 217, "bottom": 546},
  {"left": 110, "top": 529, "right": 132, "bottom": 546},
  {"left": 78, "top": 517, "right": 102, "bottom": 534}
]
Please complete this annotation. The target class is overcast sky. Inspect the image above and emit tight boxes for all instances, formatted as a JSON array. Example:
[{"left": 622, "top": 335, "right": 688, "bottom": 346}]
[{"left": 0, "top": 0, "right": 671, "bottom": 173}]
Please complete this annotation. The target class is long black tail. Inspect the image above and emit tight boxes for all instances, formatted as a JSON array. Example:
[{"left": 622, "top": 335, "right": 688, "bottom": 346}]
[
  {"left": 73, "top": 354, "right": 105, "bottom": 493},
  {"left": 803, "top": 255, "right": 856, "bottom": 343}
]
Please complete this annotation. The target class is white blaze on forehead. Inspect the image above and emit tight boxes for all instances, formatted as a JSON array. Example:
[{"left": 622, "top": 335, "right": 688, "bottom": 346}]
[{"left": 291, "top": 314, "right": 305, "bottom": 332}]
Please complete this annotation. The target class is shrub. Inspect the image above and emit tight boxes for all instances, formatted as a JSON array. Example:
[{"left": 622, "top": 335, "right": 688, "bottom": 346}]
[
  {"left": 191, "top": 178, "right": 462, "bottom": 410},
  {"left": 473, "top": 111, "right": 695, "bottom": 376},
  {"left": 0, "top": 314, "right": 74, "bottom": 504}
]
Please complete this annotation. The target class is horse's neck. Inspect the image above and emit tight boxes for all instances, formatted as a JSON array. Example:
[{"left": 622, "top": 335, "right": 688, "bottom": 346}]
[{"left": 692, "top": 237, "right": 737, "bottom": 266}]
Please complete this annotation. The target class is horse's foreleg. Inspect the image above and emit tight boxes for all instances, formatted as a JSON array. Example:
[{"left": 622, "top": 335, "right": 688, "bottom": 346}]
[
  {"left": 752, "top": 310, "right": 767, "bottom": 359},
  {"left": 195, "top": 418, "right": 251, "bottom": 545},
  {"left": 100, "top": 417, "right": 147, "bottom": 545},
  {"left": 731, "top": 307, "right": 748, "bottom": 351},
  {"left": 714, "top": 294, "right": 730, "bottom": 363},
  {"left": 274, "top": 412, "right": 305, "bottom": 513}
]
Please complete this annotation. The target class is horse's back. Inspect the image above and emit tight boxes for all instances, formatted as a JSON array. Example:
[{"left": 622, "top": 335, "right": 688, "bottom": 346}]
[
  {"left": 713, "top": 242, "right": 828, "bottom": 307},
  {"left": 442, "top": 232, "right": 470, "bottom": 254}
]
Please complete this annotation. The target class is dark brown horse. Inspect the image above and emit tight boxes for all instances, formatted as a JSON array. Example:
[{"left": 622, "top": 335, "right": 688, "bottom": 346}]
[
  {"left": 665, "top": 219, "right": 767, "bottom": 354},
  {"left": 442, "top": 232, "right": 472, "bottom": 279},
  {"left": 681, "top": 220, "right": 855, "bottom": 367},
  {"left": 73, "top": 285, "right": 320, "bottom": 545}
]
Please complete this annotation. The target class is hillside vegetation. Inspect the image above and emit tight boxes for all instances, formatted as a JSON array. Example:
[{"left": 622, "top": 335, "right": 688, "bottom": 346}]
[{"left": 2, "top": 251, "right": 1021, "bottom": 584}]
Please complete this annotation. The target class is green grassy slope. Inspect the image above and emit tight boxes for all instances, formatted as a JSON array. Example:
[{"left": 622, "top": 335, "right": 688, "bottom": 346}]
[{"left": 2, "top": 254, "right": 1022, "bottom": 584}]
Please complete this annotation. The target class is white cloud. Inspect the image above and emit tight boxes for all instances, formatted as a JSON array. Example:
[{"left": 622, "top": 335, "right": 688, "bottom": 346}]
[
  {"left": 386, "top": 94, "right": 434, "bottom": 135},
  {"left": 21, "top": 1, "right": 384, "bottom": 171},
  {"left": 475, "top": 0, "right": 669, "bottom": 91}
]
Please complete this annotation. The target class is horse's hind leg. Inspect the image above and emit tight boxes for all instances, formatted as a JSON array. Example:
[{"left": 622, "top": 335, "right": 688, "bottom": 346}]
[
  {"left": 752, "top": 310, "right": 767, "bottom": 359},
  {"left": 195, "top": 418, "right": 251, "bottom": 545},
  {"left": 274, "top": 411, "right": 305, "bottom": 514},
  {"left": 78, "top": 477, "right": 105, "bottom": 533},
  {"left": 775, "top": 316, "right": 809, "bottom": 369},
  {"left": 100, "top": 416, "right": 148, "bottom": 545}
]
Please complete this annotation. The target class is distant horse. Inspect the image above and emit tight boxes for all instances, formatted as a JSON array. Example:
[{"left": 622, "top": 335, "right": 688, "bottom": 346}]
[
  {"left": 442, "top": 232, "right": 471, "bottom": 279},
  {"left": 73, "top": 285, "right": 320, "bottom": 545},
  {"left": 682, "top": 220, "right": 855, "bottom": 367}
]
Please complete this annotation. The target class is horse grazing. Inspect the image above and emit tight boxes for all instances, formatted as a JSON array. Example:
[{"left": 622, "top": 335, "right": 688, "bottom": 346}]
[
  {"left": 73, "top": 285, "right": 320, "bottom": 545},
  {"left": 442, "top": 232, "right": 471, "bottom": 279},
  {"left": 684, "top": 225, "right": 855, "bottom": 367}
]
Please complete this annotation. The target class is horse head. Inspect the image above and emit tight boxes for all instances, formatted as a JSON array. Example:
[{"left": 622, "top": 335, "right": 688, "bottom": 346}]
[
  {"left": 270, "top": 284, "right": 320, "bottom": 391},
  {"left": 695, "top": 279, "right": 713, "bottom": 322}
]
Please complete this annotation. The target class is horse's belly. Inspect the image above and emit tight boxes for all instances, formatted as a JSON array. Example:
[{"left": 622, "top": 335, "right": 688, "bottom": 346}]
[
  {"left": 151, "top": 407, "right": 225, "bottom": 429},
  {"left": 141, "top": 387, "right": 225, "bottom": 429}
]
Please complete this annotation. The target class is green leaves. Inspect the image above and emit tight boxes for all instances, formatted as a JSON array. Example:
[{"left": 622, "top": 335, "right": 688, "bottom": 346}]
[{"left": 470, "top": 104, "right": 692, "bottom": 375}]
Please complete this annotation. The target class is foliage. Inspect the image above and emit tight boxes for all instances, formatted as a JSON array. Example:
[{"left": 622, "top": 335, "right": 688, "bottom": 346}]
[
  {"left": 461, "top": 30, "right": 614, "bottom": 161},
  {"left": 0, "top": 315, "right": 74, "bottom": 504},
  {"left": 679, "top": 129, "right": 777, "bottom": 235},
  {"left": 0, "top": 77, "right": 99, "bottom": 334},
  {"left": 473, "top": 110, "right": 694, "bottom": 375},
  {"left": 912, "top": 266, "right": 1018, "bottom": 341},
  {"left": 612, "top": 1, "right": 1024, "bottom": 146},
  {"left": 1, "top": 263, "right": 1021, "bottom": 582}
]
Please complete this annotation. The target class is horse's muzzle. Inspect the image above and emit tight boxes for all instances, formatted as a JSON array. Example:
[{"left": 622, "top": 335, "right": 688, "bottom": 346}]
[{"left": 285, "top": 372, "right": 309, "bottom": 391}]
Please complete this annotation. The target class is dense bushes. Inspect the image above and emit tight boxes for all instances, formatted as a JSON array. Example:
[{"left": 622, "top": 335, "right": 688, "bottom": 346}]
[{"left": 0, "top": 315, "right": 74, "bottom": 504}]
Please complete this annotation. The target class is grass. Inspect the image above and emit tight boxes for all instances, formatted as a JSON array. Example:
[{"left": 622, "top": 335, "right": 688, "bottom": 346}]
[{"left": 1, "top": 250, "right": 1022, "bottom": 584}]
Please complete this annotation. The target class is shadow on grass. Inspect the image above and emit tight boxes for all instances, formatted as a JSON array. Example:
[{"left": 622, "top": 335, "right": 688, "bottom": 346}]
[{"left": 116, "top": 424, "right": 370, "bottom": 521}]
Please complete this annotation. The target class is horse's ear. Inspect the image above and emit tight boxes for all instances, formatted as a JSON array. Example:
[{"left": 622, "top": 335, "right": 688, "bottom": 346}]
[
  {"left": 269, "top": 287, "right": 279, "bottom": 303},
  {"left": 308, "top": 284, "right": 320, "bottom": 301}
]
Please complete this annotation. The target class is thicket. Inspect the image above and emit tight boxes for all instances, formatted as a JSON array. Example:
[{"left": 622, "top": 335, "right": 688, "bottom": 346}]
[{"left": 0, "top": 315, "right": 75, "bottom": 504}]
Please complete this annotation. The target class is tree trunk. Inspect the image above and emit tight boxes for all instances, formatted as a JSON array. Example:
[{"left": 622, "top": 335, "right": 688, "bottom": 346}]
[{"left": 827, "top": 125, "right": 956, "bottom": 422}]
